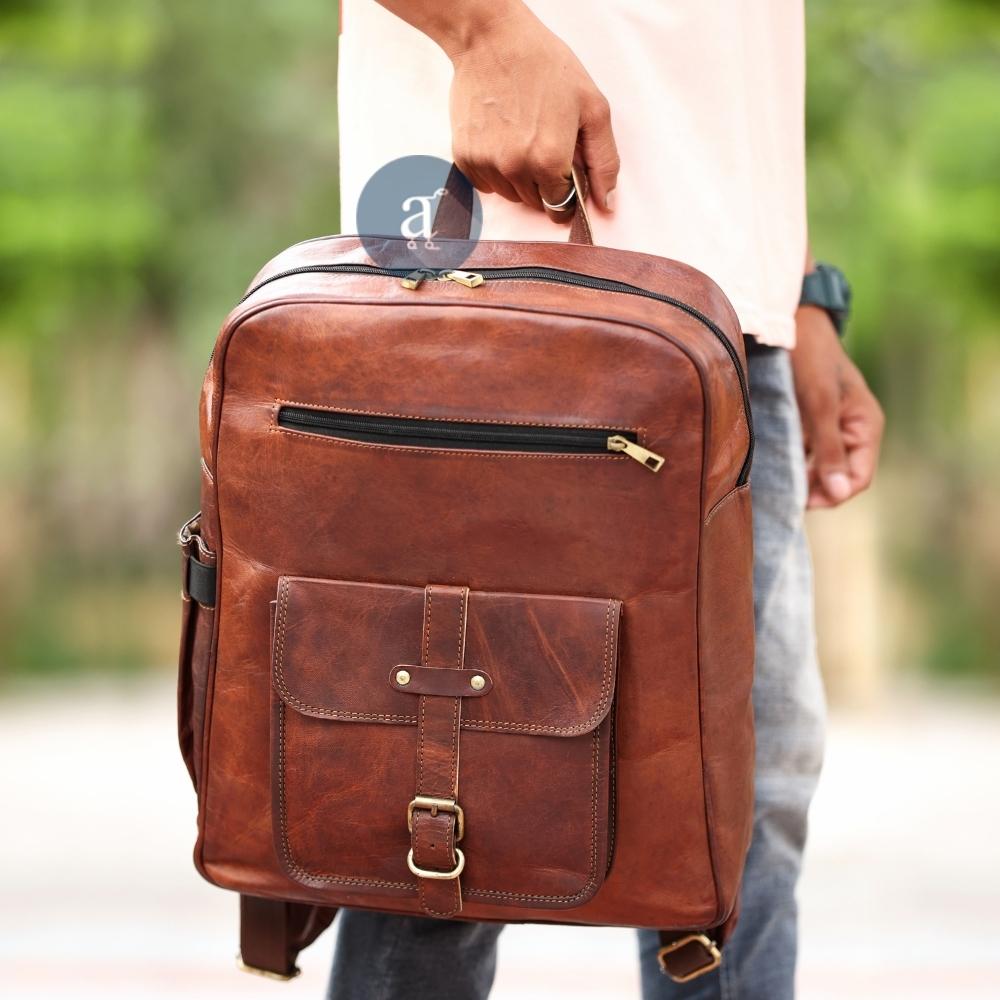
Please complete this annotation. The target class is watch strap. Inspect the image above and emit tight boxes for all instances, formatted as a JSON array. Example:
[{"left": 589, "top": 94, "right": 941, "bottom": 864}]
[{"left": 800, "top": 263, "right": 851, "bottom": 336}]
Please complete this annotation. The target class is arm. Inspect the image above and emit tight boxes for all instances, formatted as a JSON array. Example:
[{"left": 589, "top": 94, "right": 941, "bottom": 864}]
[
  {"left": 791, "top": 248, "right": 885, "bottom": 508},
  {"left": 374, "top": 0, "right": 620, "bottom": 218}
]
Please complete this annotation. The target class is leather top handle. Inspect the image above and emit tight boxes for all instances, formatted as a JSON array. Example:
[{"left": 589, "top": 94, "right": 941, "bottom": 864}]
[{"left": 433, "top": 163, "right": 594, "bottom": 246}]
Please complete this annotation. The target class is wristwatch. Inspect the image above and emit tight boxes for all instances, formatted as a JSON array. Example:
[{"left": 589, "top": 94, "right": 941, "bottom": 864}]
[{"left": 800, "top": 263, "right": 852, "bottom": 336}]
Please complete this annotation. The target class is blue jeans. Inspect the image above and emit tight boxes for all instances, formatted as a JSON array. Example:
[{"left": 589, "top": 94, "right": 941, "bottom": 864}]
[{"left": 327, "top": 347, "right": 826, "bottom": 1000}]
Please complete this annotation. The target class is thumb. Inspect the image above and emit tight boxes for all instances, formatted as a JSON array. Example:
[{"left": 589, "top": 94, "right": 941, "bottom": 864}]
[
  {"left": 809, "top": 408, "right": 851, "bottom": 504},
  {"left": 577, "top": 94, "right": 620, "bottom": 212}
]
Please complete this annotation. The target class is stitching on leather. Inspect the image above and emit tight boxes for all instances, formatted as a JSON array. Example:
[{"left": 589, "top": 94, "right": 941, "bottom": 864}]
[
  {"left": 464, "top": 728, "right": 602, "bottom": 903},
  {"left": 275, "top": 590, "right": 609, "bottom": 903},
  {"left": 447, "top": 588, "right": 467, "bottom": 794},
  {"left": 272, "top": 586, "right": 621, "bottom": 736},
  {"left": 456, "top": 588, "right": 466, "bottom": 668},
  {"left": 414, "top": 586, "right": 462, "bottom": 915},
  {"left": 273, "top": 579, "right": 415, "bottom": 724},
  {"left": 277, "top": 703, "right": 607, "bottom": 904},
  {"left": 274, "top": 398, "right": 644, "bottom": 438},
  {"left": 446, "top": 690, "right": 459, "bottom": 797},
  {"left": 269, "top": 424, "right": 630, "bottom": 462},
  {"left": 200, "top": 457, "right": 215, "bottom": 483},
  {"left": 414, "top": 811, "right": 460, "bottom": 916},
  {"left": 704, "top": 483, "right": 750, "bottom": 527},
  {"left": 608, "top": 703, "right": 618, "bottom": 869},
  {"left": 276, "top": 702, "right": 411, "bottom": 890},
  {"left": 416, "top": 587, "right": 432, "bottom": 793},
  {"left": 424, "top": 586, "right": 433, "bottom": 666}
]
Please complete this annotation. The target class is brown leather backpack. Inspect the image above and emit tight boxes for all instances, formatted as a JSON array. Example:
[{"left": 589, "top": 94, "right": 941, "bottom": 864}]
[{"left": 177, "top": 169, "right": 755, "bottom": 986}]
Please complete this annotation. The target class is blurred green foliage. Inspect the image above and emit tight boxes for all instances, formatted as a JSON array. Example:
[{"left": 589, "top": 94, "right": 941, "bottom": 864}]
[
  {"left": 0, "top": 1, "right": 997, "bottom": 679},
  {"left": 806, "top": 0, "right": 1000, "bottom": 678},
  {"left": 0, "top": 1, "right": 339, "bottom": 673}
]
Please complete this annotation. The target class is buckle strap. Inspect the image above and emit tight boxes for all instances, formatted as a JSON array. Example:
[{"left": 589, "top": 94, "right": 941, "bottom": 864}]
[
  {"left": 656, "top": 932, "right": 723, "bottom": 984},
  {"left": 409, "top": 584, "right": 469, "bottom": 917}
]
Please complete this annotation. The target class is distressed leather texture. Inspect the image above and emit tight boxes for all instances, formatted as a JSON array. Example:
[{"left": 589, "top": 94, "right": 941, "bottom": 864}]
[{"left": 179, "top": 232, "right": 755, "bottom": 941}]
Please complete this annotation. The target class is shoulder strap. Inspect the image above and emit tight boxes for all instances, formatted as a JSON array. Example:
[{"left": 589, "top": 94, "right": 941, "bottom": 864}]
[{"left": 238, "top": 895, "right": 336, "bottom": 980}]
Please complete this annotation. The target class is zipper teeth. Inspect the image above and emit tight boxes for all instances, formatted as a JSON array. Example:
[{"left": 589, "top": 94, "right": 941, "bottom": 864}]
[
  {"left": 243, "top": 263, "right": 754, "bottom": 485},
  {"left": 278, "top": 407, "right": 623, "bottom": 450}
]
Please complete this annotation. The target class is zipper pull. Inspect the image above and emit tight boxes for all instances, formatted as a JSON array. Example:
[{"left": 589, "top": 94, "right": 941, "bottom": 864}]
[
  {"left": 607, "top": 435, "right": 665, "bottom": 473},
  {"left": 400, "top": 268, "right": 438, "bottom": 290},
  {"left": 440, "top": 269, "right": 485, "bottom": 288}
]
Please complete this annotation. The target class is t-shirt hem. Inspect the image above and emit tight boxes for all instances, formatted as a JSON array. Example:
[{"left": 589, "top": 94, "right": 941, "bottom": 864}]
[{"left": 729, "top": 301, "right": 796, "bottom": 350}]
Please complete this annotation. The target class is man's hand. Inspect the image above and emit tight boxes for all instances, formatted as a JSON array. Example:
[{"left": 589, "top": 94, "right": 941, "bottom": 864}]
[
  {"left": 377, "top": 1, "right": 620, "bottom": 219},
  {"left": 790, "top": 306, "right": 885, "bottom": 509}
]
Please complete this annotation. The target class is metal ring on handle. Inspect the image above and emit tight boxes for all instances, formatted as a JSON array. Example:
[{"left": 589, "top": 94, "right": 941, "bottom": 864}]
[{"left": 541, "top": 182, "right": 577, "bottom": 212}]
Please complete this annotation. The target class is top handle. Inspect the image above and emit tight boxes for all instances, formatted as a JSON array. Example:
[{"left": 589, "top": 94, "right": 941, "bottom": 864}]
[{"left": 433, "top": 164, "right": 594, "bottom": 247}]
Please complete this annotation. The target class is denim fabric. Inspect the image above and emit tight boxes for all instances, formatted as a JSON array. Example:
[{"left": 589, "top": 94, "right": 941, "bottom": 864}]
[
  {"left": 637, "top": 346, "right": 826, "bottom": 1000},
  {"left": 327, "top": 347, "right": 826, "bottom": 1000}
]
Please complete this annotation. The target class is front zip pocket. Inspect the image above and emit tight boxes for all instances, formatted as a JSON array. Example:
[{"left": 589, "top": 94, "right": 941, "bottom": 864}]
[
  {"left": 241, "top": 262, "right": 752, "bottom": 485},
  {"left": 277, "top": 406, "right": 665, "bottom": 472}
]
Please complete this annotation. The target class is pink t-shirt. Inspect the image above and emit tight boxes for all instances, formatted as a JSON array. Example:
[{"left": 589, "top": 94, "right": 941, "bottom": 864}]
[{"left": 339, "top": 1, "right": 806, "bottom": 347}]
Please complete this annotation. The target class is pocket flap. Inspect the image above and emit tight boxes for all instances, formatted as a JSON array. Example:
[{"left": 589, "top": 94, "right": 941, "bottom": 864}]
[{"left": 272, "top": 576, "right": 621, "bottom": 737}]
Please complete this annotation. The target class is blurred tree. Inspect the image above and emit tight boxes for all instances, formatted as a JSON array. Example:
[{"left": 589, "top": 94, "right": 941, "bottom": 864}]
[
  {"left": 0, "top": 0, "right": 997, "bottom": 680},
  {"left": 807, "top": 0, "right": 1000, "bottom": 679},
  {"left": 0, "top": 1, "right": 338, "bottom": 673}
]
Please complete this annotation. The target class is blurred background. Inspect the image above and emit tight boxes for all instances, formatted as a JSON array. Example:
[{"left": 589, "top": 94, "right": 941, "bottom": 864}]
[{"left": 2, "top": 1, "right": 998, "bottom": 997}]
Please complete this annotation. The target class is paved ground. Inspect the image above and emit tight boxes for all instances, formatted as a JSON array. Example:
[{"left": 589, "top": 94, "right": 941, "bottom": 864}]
[{"left": 2, "top": 676, "right": 998, "bottom": 999}]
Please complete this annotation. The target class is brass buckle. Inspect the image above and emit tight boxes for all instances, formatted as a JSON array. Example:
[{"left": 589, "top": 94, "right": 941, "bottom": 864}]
[
  {"left": 407, "top": 796, "right": 465, "bottom": 842},
  {"left": 236, "top": 955, "right": 301, "bottom": 981},
  {"left": 656, "top": 934, "right": 722, "bottom": 983},
  {"left": 407, "top": 847, "right": 466, "bottom": 880}
]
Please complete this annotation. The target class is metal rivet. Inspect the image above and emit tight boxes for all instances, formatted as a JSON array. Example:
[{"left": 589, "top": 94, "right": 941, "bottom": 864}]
[
  {"left": 396, "top": 669, "right": 411, "bottom": 686},
  {"left": 470, "top": 674, "right": 486, "bottom": 691}
]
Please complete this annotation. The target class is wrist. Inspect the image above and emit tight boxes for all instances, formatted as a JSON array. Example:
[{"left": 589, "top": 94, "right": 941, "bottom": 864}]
[
  {"left": 429, "top": 1, "right": 533, "bottom": 62},
  {"left": 793, "top": 304, "right": 842, "bottom": 352}
]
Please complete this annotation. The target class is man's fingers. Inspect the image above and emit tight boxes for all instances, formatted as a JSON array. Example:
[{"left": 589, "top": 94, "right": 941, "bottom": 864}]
[
  {"left": 805, "top": 401, "right": 852, "bottom": 506},
  {"left": 577, "top": 95, "right": 620, "bottom": 211},
  {"left": 846, "top": 440, "right": 878, "bottom": 493},
  {"left": 453, "top": 154, "right": 495, "bottom": 197},
  {"left": 842, "top": 389, "right": 885, "bottom": 494},
  {"left": 485, "top": 168, "right": 525, "bottom": 205}
]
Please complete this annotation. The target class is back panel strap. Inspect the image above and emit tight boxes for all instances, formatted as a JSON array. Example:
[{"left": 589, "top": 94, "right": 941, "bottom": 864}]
[{"left": 238, "top": 895, "right": 335, "bottom": 980}]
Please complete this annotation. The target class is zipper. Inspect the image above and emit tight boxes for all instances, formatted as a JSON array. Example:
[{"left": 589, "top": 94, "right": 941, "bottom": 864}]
[
  {"left": 242, "top": 263, "right": 753, "bottom": 485},
  {"left": 277, "top": 406, "right": 665, "bottom": 472}
]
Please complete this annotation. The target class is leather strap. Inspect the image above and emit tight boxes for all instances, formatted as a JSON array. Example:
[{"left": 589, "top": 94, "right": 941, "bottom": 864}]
[
  {"left": 238, "top": 895, "right": 335, "bottom": 980},
  {"left": 432, "top": 164, "right": 477, "bottom": 243},
  {"left": 434, "top": 164, "right": 595, "bottom": 247},
  {"left": 408, "top": 584, "right": 470, "bottom": 917},
  {"left": 184, "top": 551, "right": 217, "bottom": 608},
  {"left": 390, "top": 664, "right": 492, "bottom": 697}
]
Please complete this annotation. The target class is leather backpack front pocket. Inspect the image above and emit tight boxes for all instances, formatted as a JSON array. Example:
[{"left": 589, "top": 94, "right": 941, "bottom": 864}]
[{"left": 270, "top": 575, "right": 621, "bottom": 911}]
